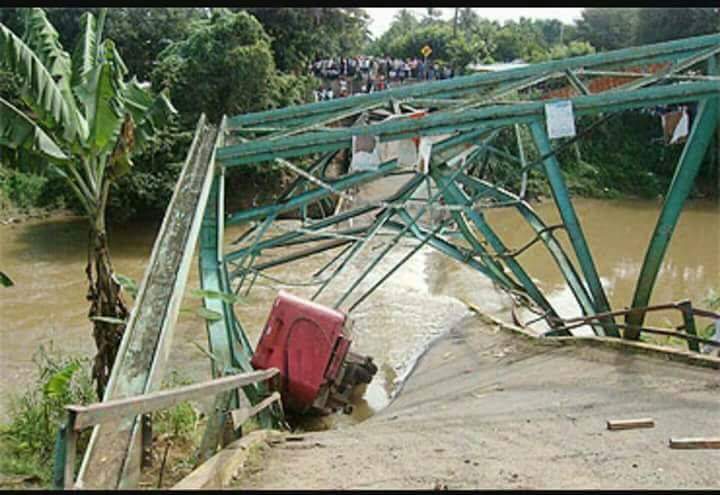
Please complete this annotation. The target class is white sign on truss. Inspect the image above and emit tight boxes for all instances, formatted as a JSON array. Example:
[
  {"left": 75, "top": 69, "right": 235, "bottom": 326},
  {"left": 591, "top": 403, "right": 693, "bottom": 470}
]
[
  {"left": 417, "top": 138, "right": 433, "bottom": 174},
  {"left": 350, "top": 134, "right": 381, "bottom": 172},
  {"left": 545, "top": 100, "right": 577, "bottom": 139}
]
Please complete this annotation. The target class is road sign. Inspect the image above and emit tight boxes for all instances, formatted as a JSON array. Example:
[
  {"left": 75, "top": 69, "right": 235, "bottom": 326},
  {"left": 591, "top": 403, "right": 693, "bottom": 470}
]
[{"left": 421, "top": 45, "right": 432, "bottom": 57}]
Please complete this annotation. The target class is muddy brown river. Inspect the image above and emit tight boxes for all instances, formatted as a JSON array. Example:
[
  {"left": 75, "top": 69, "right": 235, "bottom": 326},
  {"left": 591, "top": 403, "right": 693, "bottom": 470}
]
[{"left": 1, "top": 198, "right": 718, "bottom": 425}]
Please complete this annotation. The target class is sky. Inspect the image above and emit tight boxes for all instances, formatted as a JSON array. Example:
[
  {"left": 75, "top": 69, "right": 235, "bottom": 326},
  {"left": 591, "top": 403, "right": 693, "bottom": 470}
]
[{"left": 364, "top": 8, "right": 585, "bottom": 39}]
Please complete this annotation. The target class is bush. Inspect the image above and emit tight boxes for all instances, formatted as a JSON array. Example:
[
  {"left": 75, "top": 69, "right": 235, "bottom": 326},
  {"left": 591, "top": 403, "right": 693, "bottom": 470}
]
[
  {"left": 0, "top": 167, "right": 48, "bottom": 210},
  {"left": 151, "top": 9, "right": 280, "bottom": 126},
  {"left": 152, "top": 371, "right": 200, "bottom": 440},
  {"left": 107, "top": 126, "right": 194, "bottom": 222},
  {"left": 0, "top": 343, "right": 96, "bottom": 485}
]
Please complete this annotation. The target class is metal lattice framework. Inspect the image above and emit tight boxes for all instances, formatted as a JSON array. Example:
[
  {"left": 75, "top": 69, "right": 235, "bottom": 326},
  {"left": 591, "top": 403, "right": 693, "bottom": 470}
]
[{"left": 75, "top": 34, "right": 720, "bottom": 489}]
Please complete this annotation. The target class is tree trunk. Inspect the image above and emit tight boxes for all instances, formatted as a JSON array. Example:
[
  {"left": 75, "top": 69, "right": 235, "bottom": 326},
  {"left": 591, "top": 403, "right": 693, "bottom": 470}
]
[
  {"left": 453, "top": 8, "right": 459, "bottom": 38},
  {"left": 86, "top": 189, "right": 128, "bottom": 399}
]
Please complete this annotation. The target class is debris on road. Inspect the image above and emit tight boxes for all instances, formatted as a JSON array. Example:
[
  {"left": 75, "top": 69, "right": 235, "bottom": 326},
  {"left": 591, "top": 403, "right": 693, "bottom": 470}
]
[
  {"left": 606, "top": 418, "right": 655, "bottom": 430},
  {"left": 668, "top": 437, "right": 720, "bottom": 449}
]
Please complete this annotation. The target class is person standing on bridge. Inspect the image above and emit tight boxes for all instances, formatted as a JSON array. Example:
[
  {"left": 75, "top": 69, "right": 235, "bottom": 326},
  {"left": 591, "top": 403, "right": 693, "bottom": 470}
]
[
  {"left": 339, "top": 77, "right": 349, "bottom": 97},
  {"left": 427, "top": 61, "right": 435, "bottom": 80},
  {"left": 376, "top": 75, "right": 386, "bottom": 91}
]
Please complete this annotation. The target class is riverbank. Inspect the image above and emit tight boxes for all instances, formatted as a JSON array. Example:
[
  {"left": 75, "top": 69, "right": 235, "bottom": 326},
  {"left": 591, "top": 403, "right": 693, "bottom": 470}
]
[
  {"left": 231, "top": 312, "right": 720, "bottom": 489},
  {"left": 0, "top": 206, "right": 75, "bottom": 226}
]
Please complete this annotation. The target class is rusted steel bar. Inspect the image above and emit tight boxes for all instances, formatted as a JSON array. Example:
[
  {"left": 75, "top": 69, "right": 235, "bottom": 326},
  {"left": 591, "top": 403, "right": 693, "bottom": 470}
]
[
  {"left": 559, "top": 322, "right": 720, "bottom": 348},
  {"left": 558, "top": 301, "right": 720, "bottom": 325},
  {"left": 677, "top": 300, "right": 700, "bottom": 352}
]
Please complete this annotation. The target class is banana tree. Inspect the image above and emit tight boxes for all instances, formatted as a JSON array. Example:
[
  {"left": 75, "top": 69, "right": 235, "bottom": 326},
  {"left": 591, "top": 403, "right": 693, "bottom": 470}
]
[{"left": 0, "top": 8, "right": 176, "bottom": 398}]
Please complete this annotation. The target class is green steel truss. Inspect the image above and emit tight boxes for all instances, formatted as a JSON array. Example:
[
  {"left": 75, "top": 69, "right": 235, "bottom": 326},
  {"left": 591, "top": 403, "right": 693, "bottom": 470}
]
[
  {"left": 214, "top": 33, "right": 719, "bottom": 352},
  {"left": 73, "top": 34, "right": 720, "bottom": 488}
]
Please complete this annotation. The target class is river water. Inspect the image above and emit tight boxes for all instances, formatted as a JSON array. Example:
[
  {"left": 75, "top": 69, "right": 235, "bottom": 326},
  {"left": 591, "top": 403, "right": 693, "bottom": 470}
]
[{"left": 1, "top": 198, "right": 718, "bottom": 425}]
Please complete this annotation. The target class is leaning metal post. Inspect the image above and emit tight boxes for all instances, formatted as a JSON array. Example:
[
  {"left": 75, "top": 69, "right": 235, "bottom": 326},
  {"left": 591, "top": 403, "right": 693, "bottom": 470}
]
[
  {"left": 529, "top": 120, "right": 618, "bottom": 337},
  {"left": 625, "top": 97, "right": 719, "bottom": 337}
]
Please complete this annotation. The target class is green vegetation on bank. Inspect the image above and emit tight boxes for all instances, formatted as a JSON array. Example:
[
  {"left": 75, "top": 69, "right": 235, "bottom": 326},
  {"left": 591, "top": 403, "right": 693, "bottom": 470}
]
[
  {"left": 0, "top": 344, "right": 96, "bottom": 485},
  {"left": 0, "top": 343, "right": 204, "bottom": 488}
]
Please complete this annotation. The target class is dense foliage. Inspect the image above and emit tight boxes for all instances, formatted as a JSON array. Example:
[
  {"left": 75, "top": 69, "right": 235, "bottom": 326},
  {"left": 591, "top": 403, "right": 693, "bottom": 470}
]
[
  {"left": 369, "top": 8, "right": 595, "bottom": 66},
  {"left": 151, "top": 9, "right": 314, "bottom": 126},
  {"left": 241, "top": 8, "right": 371, "bottom": 73}
]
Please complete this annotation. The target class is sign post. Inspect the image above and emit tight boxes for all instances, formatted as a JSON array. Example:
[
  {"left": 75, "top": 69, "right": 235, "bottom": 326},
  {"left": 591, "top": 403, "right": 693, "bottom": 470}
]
[{"left": 421, "top": 45, "right": 432, "bottom": 66}]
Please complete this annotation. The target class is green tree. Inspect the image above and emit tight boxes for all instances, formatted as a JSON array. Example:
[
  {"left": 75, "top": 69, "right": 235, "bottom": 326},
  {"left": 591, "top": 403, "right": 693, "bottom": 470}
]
[
  {"left": 493, "top": 21, "right": 544, "bottom": 62},
  {"left": 369, "top": 9, "right": 419, "bottom": 57},
  {"left": 102, "top": 8, "right": 207, "bottom": 80},
  {"left": 576, "top": 8, "right": 638, "bottom": 51},
  {"left": 422, "top": 8, "right": 443, "bottom": 26},
  {"left": 151, "top": 9, "right": 313, "bottom": 127},
  {"left": 447, "top": 36, "right": 487, "bottom": 74},
  {"left": 243, "top": 8, "right": 371, "bottom": 73},
  {"left": 2, "top": 8, "right": 208, "bottom": 80},
  {"left": 635, "top": 8, "right": 720, "bottom": 45},
  {"left": 0, "top": 8, "right": 175, "bottom": 397}
]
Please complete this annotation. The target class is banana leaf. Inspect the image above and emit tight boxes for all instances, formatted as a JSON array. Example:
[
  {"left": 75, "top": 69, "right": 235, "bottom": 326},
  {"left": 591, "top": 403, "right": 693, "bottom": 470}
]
[
  {"left": 0, "top": 96, "right": 68, "bottom": 160},
  {"left": 0, "top": 21, "right": 88, "bottom": 143},
  {"left": 71, "top": 12, "right": 98, "bottom": 92}
]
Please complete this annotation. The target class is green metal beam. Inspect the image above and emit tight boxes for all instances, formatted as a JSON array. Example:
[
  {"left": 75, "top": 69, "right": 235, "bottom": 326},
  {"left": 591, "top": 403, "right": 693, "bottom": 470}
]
[
  {"left": 332, "top": 154, "right": 479, "bottom": 309},
  {"left": 454, "top": 173, "right": 598, "bottom": 326},
  {"left": 227, "top": 206, "right": 379, "bottom": 262},
  {"left": 529, "top": 120, "right": 618, "bottom": 337},
  {"left": 347, "top": 218, "right": 452, "bottom": 312},
  {"left": 226, "top": 160, "right": 400, "bottom": 225},
  {"left": 218, "top": 81, "right": 720, "bottom": 167},
  {"left": 389, "top": 212, "right": 507, "bottom": 287},
  {"left": 625, "top": 97, "right": 719, "bottom": 336},
  {"left": 434, "top": 170, "right": 560, "bottom": 323}
]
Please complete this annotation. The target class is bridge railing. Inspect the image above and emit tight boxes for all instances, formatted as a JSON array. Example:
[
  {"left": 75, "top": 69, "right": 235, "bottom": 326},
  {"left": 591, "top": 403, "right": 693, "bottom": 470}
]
[
  {"left": 52, "top": 368, "right": 280, "bottom": 490},
  {"left": 543, "top": 300, "right": 720, "bottom": 353}
]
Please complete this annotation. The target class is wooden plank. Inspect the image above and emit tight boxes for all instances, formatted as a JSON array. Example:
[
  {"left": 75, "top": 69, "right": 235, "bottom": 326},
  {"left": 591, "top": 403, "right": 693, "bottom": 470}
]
[
  {"left": 607, "top": 418, "right": 655, "bottom": 430},
  {"left": 68, "top": 369, "right": 278, "bottom": 431},
  {"left": 173, "top": 430, "right": 282, "bottom": 489},
  {"left": 230, "top": 392, "right": 281, "bottom": 430},
  {"left": 669, "top": 437, "right": 720, "bottom": 449}
]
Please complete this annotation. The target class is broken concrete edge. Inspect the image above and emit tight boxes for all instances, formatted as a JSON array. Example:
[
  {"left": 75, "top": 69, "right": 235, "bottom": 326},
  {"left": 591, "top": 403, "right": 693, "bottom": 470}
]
[
  {"left": 461, "top": 300, "right": 720, "bottom": 370},
  {"left": 172, "top": 429, "right": 286, "bottom": 489}
]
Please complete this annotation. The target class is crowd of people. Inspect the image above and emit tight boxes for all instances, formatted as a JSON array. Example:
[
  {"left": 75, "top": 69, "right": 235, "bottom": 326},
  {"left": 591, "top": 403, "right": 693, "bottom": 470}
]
[{"left": 310, "top": 55, "right": 456, "bottom": 101}]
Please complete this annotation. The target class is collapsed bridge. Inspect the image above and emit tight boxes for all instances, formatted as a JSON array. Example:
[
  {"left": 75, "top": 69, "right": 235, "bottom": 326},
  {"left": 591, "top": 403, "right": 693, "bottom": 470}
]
[{"left": 62, "top": 34, "right": 720, "bottom": 489}]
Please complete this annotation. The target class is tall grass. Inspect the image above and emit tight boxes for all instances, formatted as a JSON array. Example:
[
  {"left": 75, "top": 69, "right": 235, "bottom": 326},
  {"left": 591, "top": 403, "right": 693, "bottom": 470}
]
[{"left": 0, "top": 343, "right": 96, "bottom": 485}]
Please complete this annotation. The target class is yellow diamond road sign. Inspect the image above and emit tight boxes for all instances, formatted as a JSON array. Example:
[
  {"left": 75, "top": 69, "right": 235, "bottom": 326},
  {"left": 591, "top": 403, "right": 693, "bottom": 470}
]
[{"left": 421, "top": 45, "right": 432, "bottom": 57}]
